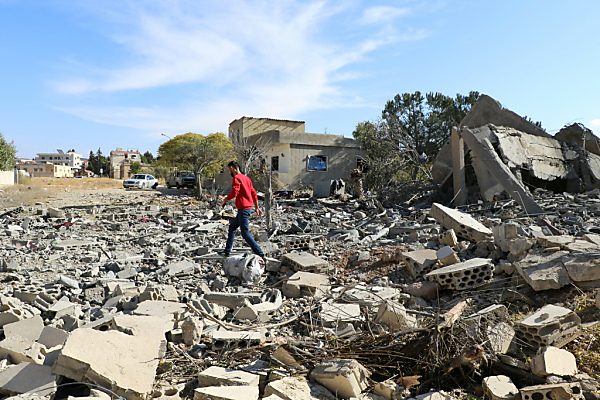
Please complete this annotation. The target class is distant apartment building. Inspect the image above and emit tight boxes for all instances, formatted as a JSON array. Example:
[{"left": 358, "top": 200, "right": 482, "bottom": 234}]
[
  {"left": 34, "top": 149, "right": 82, "bottom": 171},
  {"left": 110, "top": 148, "right": 141, "bottom": 179},
  {"left": 17, "top": 162, "right": 74, "bottom": 178}
]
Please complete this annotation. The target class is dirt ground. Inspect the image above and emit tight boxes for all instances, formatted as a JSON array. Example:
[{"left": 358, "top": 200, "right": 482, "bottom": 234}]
[{"left": 1, "top": 177, "right": 178, "bottom": 209}]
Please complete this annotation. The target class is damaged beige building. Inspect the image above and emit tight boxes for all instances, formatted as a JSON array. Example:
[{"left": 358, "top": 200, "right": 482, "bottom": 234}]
[{"left": 216, "top": 117, "right": 366, "bottom": 191}]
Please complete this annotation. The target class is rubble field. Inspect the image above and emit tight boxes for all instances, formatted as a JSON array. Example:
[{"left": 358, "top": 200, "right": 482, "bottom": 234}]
[{"left": 0, "top": 177, "right": 600, "bottom": 400}]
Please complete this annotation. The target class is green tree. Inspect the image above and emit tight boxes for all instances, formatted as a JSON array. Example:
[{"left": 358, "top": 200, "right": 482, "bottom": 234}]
[
  {"left": 88, "top": 151, "right": 97, "bottom": 173},
  {"left": 354, "top": 91, "right": 479, "bottom": 192},
  {"left": 0, "top": 134, "right": 16, "bottom": 171},
  {"left": 130, "top": 162, "right": 142, "bottom": 175},
  {"left": 142, "top": 151, "right": 154, "bottom": 164},
  {"left": 158, "top": 132, "right": 233, "bottom": 198}
]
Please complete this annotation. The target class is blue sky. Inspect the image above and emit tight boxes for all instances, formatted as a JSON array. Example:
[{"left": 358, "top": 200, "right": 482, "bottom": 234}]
[{"left": 2, "top": 0, "right": 600, "bottom": 158}]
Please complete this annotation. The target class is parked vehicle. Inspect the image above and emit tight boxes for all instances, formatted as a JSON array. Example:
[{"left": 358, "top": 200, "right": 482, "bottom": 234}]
[
  {"left": 123, "top": 174, "right": 159, "bottom": 189},
  {"left": 166, "top": 170, "right": 195, "bottom": 189}
]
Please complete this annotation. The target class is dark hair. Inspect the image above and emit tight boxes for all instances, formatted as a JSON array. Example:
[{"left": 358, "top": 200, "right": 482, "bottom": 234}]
[{"left": 227, "top": 161, "right": 241, "bottom": 170}]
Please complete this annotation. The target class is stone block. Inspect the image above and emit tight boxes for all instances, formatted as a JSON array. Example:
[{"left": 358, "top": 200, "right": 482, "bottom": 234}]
[
  {"left": 52, "top": 329, "right": 163, "bottom": 400},
  {"left": 234, "top": 290, "right": 283, "bottom": 323},
  {"left": 197, "top": 366, "right": 259, "bottom": 387},
  {"left": 375, "top": 301, "right": 417, "bottom": 331},
  {"left": 563, "top": 252, "right": 600, "bottom": 282},
  {"left": 439, "top": 229, "right": 458, "bottom": 247},
  {"left": 487, "top": 322, "right": 515, "bottom": 354},
  {"left": 401, "top": 249, "right": 438, "bottom": 277},
  {"left": 403, "top": 281, "right": 440, "bottom": 301},
  {"left": 425, "top": 258, "right": 493, "bottom": 290},
  {"left": 531, "top": 346, "right": 577, "bottom": 377},
  {"left": 492, "top": 223, "right": 519, "bottom": 252},
  {"left": 515, "top": 304, "right": 581, "bottom": 348},
  {"left": 0, "top": 336, "right": 47, "bottom": 364},
  {"left": 211, "top": 330, "right": 262, "bottom": 351},
  {"left": 264, "top": 376, "right": 335, "bottom": 400},
  {"left": 513, "top": 251, "right": 571, "bottom": 291},
  {"left": 282, "top": 271, "right": 330, "bottom": 298},
  {"left": 436, "top": 246, "right": 460, "bottom": 266},
  {"left": 3, "top": 315, "right": 44, "bottom": 342},
  {"left": 482, "top": 375, "right": 518, "bottom": 400},
  {"left": 194, "top": 386, "right": 259, "bottom": 400},
  {"left": 181, "top": 317, "right": 203, "bottom": 345},
  {"left": 282, "top": 252, "right": 329, "bottom": 273},
  {"left": 0, "top": 362, "right": 56, "bottom": 396},
  {"left": 311, "top": 358, "right": 370, "bottom": 399},
  {"left": 519, "top": 382, "right": 584, "bottom": 400},
  {"left": 320, "top": 303, "right": 361, "bottom": 327},
  {"left": 429, "top": 203, "right": 492, "bottom": 242}
]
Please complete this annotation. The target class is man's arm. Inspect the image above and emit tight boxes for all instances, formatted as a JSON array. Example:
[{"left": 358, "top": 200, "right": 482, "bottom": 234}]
[{"left": 221, "top": 176, "right": 240, "bottom": 207}]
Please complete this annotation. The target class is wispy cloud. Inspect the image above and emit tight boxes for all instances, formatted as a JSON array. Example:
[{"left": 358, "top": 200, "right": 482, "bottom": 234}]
[
  {"left": 50, "top": 0, "right": 428, "bottom": 133},
  {"left": 361, "top": 6, "right": 411, "bottom": 25}
]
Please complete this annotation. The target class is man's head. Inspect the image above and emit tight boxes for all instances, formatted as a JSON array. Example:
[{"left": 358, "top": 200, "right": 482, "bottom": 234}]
[{"left": 227, "top": 161, "right": 241, "bottom": 177}]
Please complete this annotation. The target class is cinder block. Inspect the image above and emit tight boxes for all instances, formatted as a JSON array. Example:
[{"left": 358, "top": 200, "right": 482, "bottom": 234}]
[
  {"left": 531, "top": 346, "right": 577, "bottom": 377},
  {"left": 375, "top": 301, "right": 417, "bottom": 331},
  {"left": 138, "top": 284, "right": 179, "bottom": 303},
  {"left": 197, "top": 366, "right": 259, "bottom": 387},
  {"left": 285, "top": 238, "right": 314, "bottom": 251},
  {"left": 282, "top": 271, "right": 330, "bottom": 298},
  {"left": 425, "top": 258, "right": 493, "bottom": 290},
  {"left": 436, "top": 246, "right": 460, "bottom": 266},
  {"left": 515, "top": 304, "right": 581, "bottom": 348},
  {"left": 3, "top": 315, "right": 44, "bottom": 342},
  {"left": 194, "top": 386, "right": 259, "bottom": 400},
  {"left": 0, "top": 336, "right": 47, "bottom": 364},
  {"left": 0, "top": 296, "right": 37, "bottom": 327},
  {"left": 282, "top": 252, "right": 329, "bottom": 273},
  {"left": 429, "top": 203, "right": 492, "bottom": 242},
  {"left": 482, "top": 375, "right": 518, "bottom": 400},
  {"left": 211, "top": 331, "right": 262, "bottom": 351},
  {"left": 519, "top": 382, "right": 584, "bottom": 400},
  {"left": 311, "top": 358, "right": 370, "bottom": 399},
  {"left": 401, "top": 249, "right": 438, "bottom": 277}
]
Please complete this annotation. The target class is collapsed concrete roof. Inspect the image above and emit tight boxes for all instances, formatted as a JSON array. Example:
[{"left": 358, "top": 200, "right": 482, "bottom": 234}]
[{"left": 433, "top": 95, "right": 600, "bottom": 208}]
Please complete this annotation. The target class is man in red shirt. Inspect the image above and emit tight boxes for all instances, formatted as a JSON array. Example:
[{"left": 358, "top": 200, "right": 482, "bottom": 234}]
[{"left": 220, "top": 161, "right": 264, "bottom": 257}]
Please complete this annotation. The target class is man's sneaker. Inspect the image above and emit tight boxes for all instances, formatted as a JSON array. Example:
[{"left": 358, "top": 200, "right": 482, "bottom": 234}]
[{"left": 217, "top": 250, "right": 230, "bottom": 257}]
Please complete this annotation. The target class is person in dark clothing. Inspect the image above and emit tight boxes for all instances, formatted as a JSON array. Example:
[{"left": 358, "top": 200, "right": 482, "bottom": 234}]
[{"left": 220, "top": 161, "right": 264, "bottom": 257}]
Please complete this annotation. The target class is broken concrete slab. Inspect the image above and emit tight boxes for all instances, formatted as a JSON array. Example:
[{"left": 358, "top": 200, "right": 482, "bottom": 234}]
[
  {"left": 52, "top": 329, "right": 163, "bottom": 400},
  {"left": 514, "top": 251, "right": 571, "bottom": 291},
  {"left": 111, "top": 315, "right": 171, "bottom": 337},
  {"left": 0, "top": 362, "right": 56, "bottom": 396},
  {"left": 197, "top": 366, "right": 259, "bottom": 387},
  {"left": 482, "top": 375, "right": 518, "bottom": 400},
  {"left": 38, "top": 326, "right": 69, "bottom": 348},
  {"left": 320, "top": 303, "right": 361, "bottom": 327},
  {"left": 375, "top": 301, "right": 417, "bottom": 331},
  {"left": 429, "top": 203, "right": 493, "bottom": 242},
  {"left": 282, "top": 271, "right": 330, "bottom": 298},
  {"left": 487, "top": 322, "right": 515, "bottom": 354},
  {"left": 210, "top": 331, "right": 262, "bottom": 351},
  {"left": 563, "top": 252, "right": 600, "bottom": 282},
  {"left": 194, "top": 386, "right": 259, "bottom": 400},
  {"left": 311, "top": 359, "right": 370, "bottom": 399},
  {"left": 0, "top": 336, "right": 47, "bottom": 364},
  {"left": 3, "top": 315, "right": 44, "bottom": 342},
  {"left": 531, "top": 346, "right": 577, "bottom": 377}
]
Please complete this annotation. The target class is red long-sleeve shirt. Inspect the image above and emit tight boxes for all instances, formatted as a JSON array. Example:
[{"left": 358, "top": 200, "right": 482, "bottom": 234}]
[{"left": 225, "top": 174, "right": 258, "bottom": 209}]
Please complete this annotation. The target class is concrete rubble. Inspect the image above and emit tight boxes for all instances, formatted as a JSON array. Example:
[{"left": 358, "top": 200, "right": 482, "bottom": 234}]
[{"left": 6, "top": 103, "right": 600, "bottom": 400}]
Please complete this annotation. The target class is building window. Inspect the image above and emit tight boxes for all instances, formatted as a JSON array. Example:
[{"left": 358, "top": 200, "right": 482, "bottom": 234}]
[
  {"left": 307, "top": 155, "right": 327, "bottom": 171},
  {"left": 271, "top": 156, "right": 279, "bottom": 172}
]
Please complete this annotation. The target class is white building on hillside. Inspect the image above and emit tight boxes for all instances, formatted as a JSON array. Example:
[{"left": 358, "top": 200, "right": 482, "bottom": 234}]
[{"left": 34, "top": 149, "right": 82, "bottom": 170}]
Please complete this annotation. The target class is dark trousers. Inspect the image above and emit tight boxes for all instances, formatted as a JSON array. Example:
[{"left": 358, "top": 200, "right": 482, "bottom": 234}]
[{"left": 225, "top": 208, "right": 263, "bottom": 256}]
